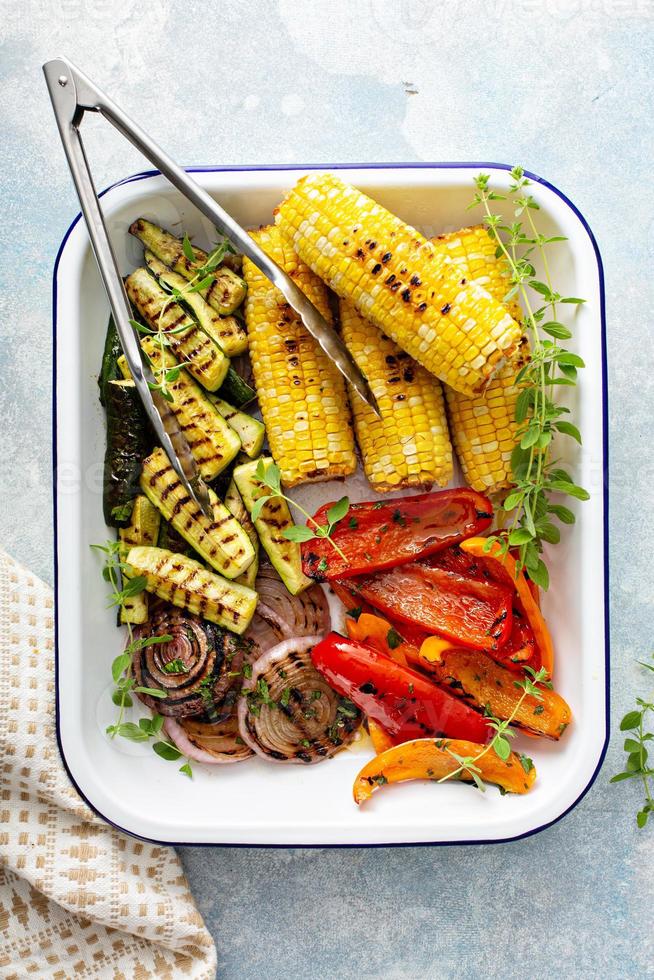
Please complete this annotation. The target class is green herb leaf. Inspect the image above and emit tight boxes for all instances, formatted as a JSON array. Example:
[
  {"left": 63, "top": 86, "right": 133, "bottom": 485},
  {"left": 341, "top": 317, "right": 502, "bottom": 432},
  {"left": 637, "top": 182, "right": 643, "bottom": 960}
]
[
  {"left": 153, "top": 741, "right": 182, "bottom": 761},
  {"left": 282, "top": 525, "right": 317, "bottom": 543},
  {"left": 179, "top": 762, "right": 193, "bottom": 779},
  {"left": 327, "top": 496, "right": 350, "bottom": 526},
  {"left": 112, "top": 652, "right": 132, "bottom": 683},
  {"left": 386, "top": 628, "right": 403, "bottom": 650},
  {"left": 250, "top": 494, "right": 271, "bottom": 522},
  {"left": 182, "top": 234, "right": 195, "bottom": 263}
]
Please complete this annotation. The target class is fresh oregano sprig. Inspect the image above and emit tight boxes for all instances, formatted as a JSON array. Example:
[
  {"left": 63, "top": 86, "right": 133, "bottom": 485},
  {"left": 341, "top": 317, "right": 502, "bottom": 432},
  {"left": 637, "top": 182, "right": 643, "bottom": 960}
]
[
  {"left": 252, "top": 459, "right": 351, "bottom": 562},
  {"left": 438, "top": 664, "right": 550, "bottom": 790},
  {"left": 91, "top": 540, "right": 193, "bottom": 778},
  {"left": 469, "top": 167, "right": 589, "bottom": 589},
  {"left": 611, "top": 653, "right": 654, "bottom": 828}
]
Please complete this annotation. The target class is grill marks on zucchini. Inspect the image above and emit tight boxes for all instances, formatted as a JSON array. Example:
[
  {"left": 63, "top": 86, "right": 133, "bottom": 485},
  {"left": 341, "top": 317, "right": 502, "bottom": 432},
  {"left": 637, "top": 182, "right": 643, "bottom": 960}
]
[
  {"left": 125, "top": 546, "right": 258, "bottom": 633},
  {"left": 234, "top": 457, "right": 312, "bottom": 596},
  {"left": 103, "top": 379, "right": 151, "bottom": 527},
  {"left": 129, "top": 218, "right": 247, "bottom": 316},
  {"left": 144, "top": 250, "right": 248, "bottom": 357},
  {"left": 119, "top": 341, "right": 241, "bottom": 480},
  {"left": 141, "top": 448, "right": 255, "bottom": 579},
  {"left": 125, "top": 268, "right": 229, "bottom": 391}
]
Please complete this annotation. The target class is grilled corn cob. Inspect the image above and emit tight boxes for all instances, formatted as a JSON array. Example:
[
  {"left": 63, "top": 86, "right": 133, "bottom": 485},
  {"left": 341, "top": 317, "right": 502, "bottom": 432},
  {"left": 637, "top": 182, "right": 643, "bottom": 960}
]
[
  {"left": 339, "top": 300, "right": 452, "bottom": 491},
  {"left": 242, "top": 225, "right": 357, "bottom": 487},
  {"left": 125, "top": 546, "right": 257, "bottom": 633},
  {"left": 125, "top": 267, "right": 229, "bottom": 391},
  {"left": 431, "top": 225, "right": 522, "bottom": 321},
  {"left": 275, "top": 174, "right": 522, "bottom": 396},
  {"left": 432, "top": 227, "right": 528, "bottom": 493}
]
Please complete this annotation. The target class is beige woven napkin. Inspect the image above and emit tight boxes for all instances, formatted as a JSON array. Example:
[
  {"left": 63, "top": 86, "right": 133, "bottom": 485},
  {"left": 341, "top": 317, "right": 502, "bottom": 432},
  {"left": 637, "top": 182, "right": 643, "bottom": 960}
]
[{"left": 0, "top": 549, "right": 217, "bottom": 980}]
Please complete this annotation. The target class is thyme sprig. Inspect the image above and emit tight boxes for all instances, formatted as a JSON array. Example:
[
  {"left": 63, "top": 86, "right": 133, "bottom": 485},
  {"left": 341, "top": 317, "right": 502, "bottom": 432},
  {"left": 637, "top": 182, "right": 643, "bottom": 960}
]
[
  {"left": 438, "top": 664, "right": 550, "bottom": 790},
  {"left": 611, "top": 653, "right": 654, "bottom": 828},
  {"left": 91, "top": 540, "right": 193, "bottom": 778},
  {"left": 469, "top": 167, "right": 589, "bottom": 589},
  {"left": 252, "top": 459, "right": 351, "bottom": 562}
]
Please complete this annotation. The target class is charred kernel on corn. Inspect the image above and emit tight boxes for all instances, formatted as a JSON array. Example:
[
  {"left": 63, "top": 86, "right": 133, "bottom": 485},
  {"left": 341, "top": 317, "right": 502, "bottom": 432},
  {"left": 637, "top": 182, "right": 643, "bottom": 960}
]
[
  {"left": 275, "top": 174, "right": 522, "bottom": 397},
  {"left": 431, "top": 225, "right": 522, "bottom": 323},
  {"left": 242, "top": 225, "right": 357, "bottom": 488},
  {"left": 431, "top": 227, "right": 530, "bottom": 494},
  {"left": 445, "top": 360, "right": 525, "bottom": 493},
  {"left": 339, "top": 300, "right": 453, "bottom": 491}
]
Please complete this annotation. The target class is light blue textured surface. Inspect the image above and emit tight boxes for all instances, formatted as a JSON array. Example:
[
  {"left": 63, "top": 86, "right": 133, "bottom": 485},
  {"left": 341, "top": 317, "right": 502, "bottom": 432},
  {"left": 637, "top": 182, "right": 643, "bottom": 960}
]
[{"left": 2, "top": 2, "right": 653, "bottom": 977}]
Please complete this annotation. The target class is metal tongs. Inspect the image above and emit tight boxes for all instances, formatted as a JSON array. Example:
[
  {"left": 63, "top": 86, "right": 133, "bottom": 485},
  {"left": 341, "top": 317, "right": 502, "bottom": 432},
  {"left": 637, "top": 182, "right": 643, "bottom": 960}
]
[{"left": 44, "top": 57, "right": 379, "bottom": 519}]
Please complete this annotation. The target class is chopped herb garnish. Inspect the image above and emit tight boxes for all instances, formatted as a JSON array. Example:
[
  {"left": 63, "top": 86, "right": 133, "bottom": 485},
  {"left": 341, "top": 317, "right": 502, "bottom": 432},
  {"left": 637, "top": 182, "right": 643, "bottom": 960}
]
[
  {"left": 163, "top": 658, "right": 188, "bottom": 675},
  {"left": 386, "top": 628, "right": 403, "bottom": 650}
]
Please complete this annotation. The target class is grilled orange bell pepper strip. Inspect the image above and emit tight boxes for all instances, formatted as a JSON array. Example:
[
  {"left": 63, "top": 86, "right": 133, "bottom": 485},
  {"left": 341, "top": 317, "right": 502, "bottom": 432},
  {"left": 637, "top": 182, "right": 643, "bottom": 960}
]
[
  {"left": 460, "top": 537, "right": 554, "bottom": 677},
  {"left": 353, "top": 737, "right": 537, "bottom": 804},
  {"left": 346, "top": 612, "right": 413, "bottom": 668},
  {"left": 367, "top": 718, "right": 395, "bottom": 754},
  {"left": 430, "top": 648, "right": 571, "bottom": 740}
]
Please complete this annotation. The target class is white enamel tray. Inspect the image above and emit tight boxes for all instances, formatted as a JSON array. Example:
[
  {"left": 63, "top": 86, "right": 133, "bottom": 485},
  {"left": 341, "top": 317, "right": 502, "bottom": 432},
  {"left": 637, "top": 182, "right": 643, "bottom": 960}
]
[{"left": 53, "top": 164, "right": 608, "bottom": 845}]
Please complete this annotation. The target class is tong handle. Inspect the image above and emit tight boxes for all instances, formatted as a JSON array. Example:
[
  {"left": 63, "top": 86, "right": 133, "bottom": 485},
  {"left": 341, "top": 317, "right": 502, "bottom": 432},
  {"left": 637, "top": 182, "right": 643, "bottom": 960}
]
[{"left": 43, "top": 59, "right": 213, "bottom": 518}]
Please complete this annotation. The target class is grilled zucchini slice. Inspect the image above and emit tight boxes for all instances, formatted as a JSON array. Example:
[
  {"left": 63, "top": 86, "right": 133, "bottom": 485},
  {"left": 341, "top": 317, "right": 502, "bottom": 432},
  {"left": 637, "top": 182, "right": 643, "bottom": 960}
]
[
  {"left": 103, "top": 379, "right": 150, "bottom": 527},
  {"left": 98, "top": 315, "right": 122, "bottom": 406},
  {"left": 208, "top": 395, "right": 265, "bottom": 458},
  {"left": 140, "top": 448, "right": 255, "bottom": 579},
  {"left": 118, "top": 495, "right": 161, "bottom": 624},
  {"left": 125, "top": 267, "right": 229, "bottom": 392},
  {"left": 144, "top": 251, "right": 248, "bottom": 356},
  {"left": 218, "top": 366, "right": 256, "bottom": 407},
  {"left": 234, "top": 457, "right": 311, "bottom": 596},
  {"left": 224, "top": 478, "right": 259, "bottom": 588},
  {"left": 129, "top": 219, "right": 247, "bottom": 315},
  {"left": 118, "top": 341, "right": 241, "bottom": 480},
  {"left": 125, "top": 546, "right": 258, "bottom": 633}
]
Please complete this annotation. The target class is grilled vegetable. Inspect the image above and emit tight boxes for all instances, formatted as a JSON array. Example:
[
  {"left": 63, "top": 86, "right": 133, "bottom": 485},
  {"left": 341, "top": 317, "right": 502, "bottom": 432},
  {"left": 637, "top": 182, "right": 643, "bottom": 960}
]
[
  {"left": 118, "top": 495, "right": 161, "bottom": 625},
  {"left": 431, "top": 226, "right": 529, "bottom": 493},
  {"left": 129, "top": 218, "right": 247, "bottom": 314},
  {"left": 131, "top": 601, "right": 248, "bottom": 717},
  {"left": 301, "top": 488, "right": 493, "bottom": 581},
  {"left": 223, "top": 478, "right": 259, "bottom": 588},
  {"left": 353, "top": 738, "right": 537, "bottom": 804},
  {"left": 233, "top": 457, "right": 312, "bottom": 596},
  {"left": 119, "top": 341, "right": 241, "bottom": 480},
  {"left": 311, "top": 633, "right": 490, "bottom": 744},
  {"left": 208, "top": 395, "right": 265, "bottom": 458},
  {"left": 352, "top": 563, "right": 514, "bottom": 652},
  {"left": 275, "top": 173, "right": 522, "bottom": 397},
  {"left": 103, "top": 379, "right": 150, "bottom": 527},
  {"left": 125, "top": 267, "right": 229, "bottom": 391},
  {"left": 242, "top": 225, "right": 357, "bottom": 487},
  {"left": 339, "top": 300, "right": 453, "bottom": 491},
  {"left": 140, "top": 448, "right": 255, "bottom": 579},
  {"left": 460, "top": 537, "right": 554, "bottom": 676},
  {"left": 428, "top": 649, "right": 572, "bottom": 740},
  {"left": 237, "top": 637, "right": 362, "bottom": 764},
  {"left": 144, "top": 250, "right": 248, "bottom": 356},
  {"left": 125, "top": 546, "right": 258, "bottom": 633},
  {"left": 157, "top": 518, "right": 191, "bottom": 556},
  {"left": 218, "top": 366, "right": 256, "bottom": 407},
  {"left": 98, "top": 315, "right": 122, "bottom": 405}
]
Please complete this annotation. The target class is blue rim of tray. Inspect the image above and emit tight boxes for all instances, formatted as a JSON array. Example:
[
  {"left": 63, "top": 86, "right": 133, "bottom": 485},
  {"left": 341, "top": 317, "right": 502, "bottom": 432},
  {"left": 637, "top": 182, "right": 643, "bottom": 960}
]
[{"left": 51, "top": 162, "right": 609, "bottom": 847}]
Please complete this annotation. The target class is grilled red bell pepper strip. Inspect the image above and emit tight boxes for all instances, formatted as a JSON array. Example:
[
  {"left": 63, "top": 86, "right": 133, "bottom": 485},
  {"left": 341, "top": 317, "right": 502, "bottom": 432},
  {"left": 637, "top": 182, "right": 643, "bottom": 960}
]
[
  {"left": 351, "top": 563, "right": 514, "bottom": 652},
  {"left": 302, "top": 488, "right": 493, "bottom": 581},
  {"left": 423, "top": 545, "right": 541, "bottom": 671},
  {"left": 311, "top": 633, "right": 490, "bottom": 744}
]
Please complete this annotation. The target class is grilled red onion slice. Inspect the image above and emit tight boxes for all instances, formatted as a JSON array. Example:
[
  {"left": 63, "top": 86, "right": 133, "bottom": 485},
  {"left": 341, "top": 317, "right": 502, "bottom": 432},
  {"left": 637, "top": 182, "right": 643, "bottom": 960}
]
[
  {"left": 132, "top": 603, "right": 250, "bottom": 717},
  {"left": 254, "top": 563, "right": 331, "bottom": 639},
  {"left": 164, "top": 714, "right": 252, "bottom": 764},
  {"left": 238, "top": 636, "right": 361, "bottom": 764}
]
